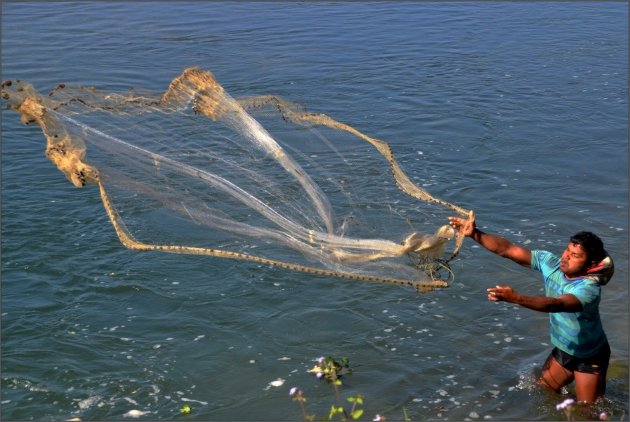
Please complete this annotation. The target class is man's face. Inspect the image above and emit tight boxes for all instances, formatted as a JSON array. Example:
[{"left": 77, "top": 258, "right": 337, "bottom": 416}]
[{"left": 560, "top": 242, "right": 590, "bottom": 277}]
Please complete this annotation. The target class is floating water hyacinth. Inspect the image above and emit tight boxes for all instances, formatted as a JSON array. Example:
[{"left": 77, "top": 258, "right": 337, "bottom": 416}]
[{"left": 307, "top": 356, "right": 352, "bottom": 383}]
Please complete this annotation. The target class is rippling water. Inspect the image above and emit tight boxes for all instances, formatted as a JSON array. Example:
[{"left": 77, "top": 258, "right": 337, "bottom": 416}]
[{"left": 2, "top": 2, "right": 628, "bottom": 421}]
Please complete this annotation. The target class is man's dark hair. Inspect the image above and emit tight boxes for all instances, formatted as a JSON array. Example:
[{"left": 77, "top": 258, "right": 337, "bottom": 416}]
[{"left": 570, "top": 231, "right": 606, "bottom": 263}]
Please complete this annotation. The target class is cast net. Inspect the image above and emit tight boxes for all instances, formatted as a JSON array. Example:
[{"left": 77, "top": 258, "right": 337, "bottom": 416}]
[{"left": 1, "top": 67, "right": 473, "bottom": 292}]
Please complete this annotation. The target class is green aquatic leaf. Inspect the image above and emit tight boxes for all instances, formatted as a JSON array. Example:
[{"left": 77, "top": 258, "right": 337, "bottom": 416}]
[
  {"left": 347, "top": 395, "right": 363, "bottom": 405},
  {"left": 351, "top": 409, "right": 364, "bottom": 419},
  {"left": 328, "top": 405, "right": 344, "bottom": 420}
]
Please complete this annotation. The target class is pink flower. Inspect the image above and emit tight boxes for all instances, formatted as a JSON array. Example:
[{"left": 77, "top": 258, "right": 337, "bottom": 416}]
[{"left": 555, "top": 398, "right": 575, "bottom": 410}]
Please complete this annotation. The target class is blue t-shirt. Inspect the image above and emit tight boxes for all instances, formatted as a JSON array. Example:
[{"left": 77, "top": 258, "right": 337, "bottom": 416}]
[{"left": 531, "top": 250, "right": 607, "bottom": 358}]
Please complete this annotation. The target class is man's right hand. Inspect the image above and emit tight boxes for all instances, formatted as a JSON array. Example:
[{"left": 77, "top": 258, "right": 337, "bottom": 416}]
[{"left": 449, "top": 211, "right": 476, "bottom": 237}]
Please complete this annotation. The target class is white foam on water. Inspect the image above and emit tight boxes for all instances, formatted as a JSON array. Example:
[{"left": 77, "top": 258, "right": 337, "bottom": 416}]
[
  {"left": 77, "top": 395, "right": 100, "bottom": 410},
  {"left": 181, "top": 397, "right": 209, "bottom": 405},
  {"left": 123, "top": 397, "right": 139, "bottom": 405},
  {"left": 123, "top": 409, "right": 147, "bottom": 418}
]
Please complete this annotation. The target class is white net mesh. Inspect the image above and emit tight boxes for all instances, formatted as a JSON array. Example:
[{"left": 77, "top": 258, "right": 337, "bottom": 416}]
[{"left": 2, "top": 67, "right": 474, "bottom": 291}]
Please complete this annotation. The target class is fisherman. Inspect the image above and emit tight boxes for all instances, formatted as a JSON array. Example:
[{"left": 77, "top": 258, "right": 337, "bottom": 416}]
[{"left": 449, "top": 213, "right": 613, "bottom": 404}]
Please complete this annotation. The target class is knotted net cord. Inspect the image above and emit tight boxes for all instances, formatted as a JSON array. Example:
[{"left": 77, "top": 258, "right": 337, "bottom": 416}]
[{"left": 2, "top": 67, "right": 474, "bottom": 292}]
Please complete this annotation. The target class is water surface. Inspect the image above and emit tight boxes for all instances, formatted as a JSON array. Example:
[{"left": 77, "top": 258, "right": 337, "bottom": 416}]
[{"left": 2, "top": 2, "right": 628, "bottom": 420}]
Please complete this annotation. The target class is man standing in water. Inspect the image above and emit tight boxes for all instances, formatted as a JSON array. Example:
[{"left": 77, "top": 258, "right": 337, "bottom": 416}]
[{"left": 449, "top": 213, "right": 613, "bottom": 404}]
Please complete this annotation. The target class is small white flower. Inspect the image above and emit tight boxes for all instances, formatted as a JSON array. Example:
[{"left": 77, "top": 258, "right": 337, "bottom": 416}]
[
  {"left": 373, "top": 414, "right": 383, "bottom": 421},
  {"left": 289, "top": 387, "right": 297, "bottom": 396}
]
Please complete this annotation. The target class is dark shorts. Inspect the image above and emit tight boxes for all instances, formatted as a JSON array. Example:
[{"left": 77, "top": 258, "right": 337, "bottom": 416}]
[{"left": 551, "top": 343, "right": 611, "bottom": 375}]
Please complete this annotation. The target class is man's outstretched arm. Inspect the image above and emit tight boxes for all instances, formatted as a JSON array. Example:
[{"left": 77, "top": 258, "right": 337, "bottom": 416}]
[
  {"left": 487, "top": 285, "right": 583, "bottom": 313},
  {"left": 449, "top": 212, "right": 532, "bottom": 267}
]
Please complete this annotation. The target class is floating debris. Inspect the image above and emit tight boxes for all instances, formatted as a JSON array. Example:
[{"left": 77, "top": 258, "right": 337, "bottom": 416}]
[{"left": 264, "top": 378, "right": 285, "bottom": 390}]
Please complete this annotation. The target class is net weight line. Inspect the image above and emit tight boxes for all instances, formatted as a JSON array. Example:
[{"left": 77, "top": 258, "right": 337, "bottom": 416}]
[{"left": 98, "top": 178, "right": 449, "bottom": 292}]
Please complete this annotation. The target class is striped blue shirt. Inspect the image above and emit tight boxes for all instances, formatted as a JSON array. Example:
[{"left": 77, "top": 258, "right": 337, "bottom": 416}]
[{"left": 531, "top": 250, "right": 607, "bottom": 358}]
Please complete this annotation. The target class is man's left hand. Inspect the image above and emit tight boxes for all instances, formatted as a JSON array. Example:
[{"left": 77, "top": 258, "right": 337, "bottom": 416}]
[{"left": 487, "top": 285, "right": 518, "bottom": 303}]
